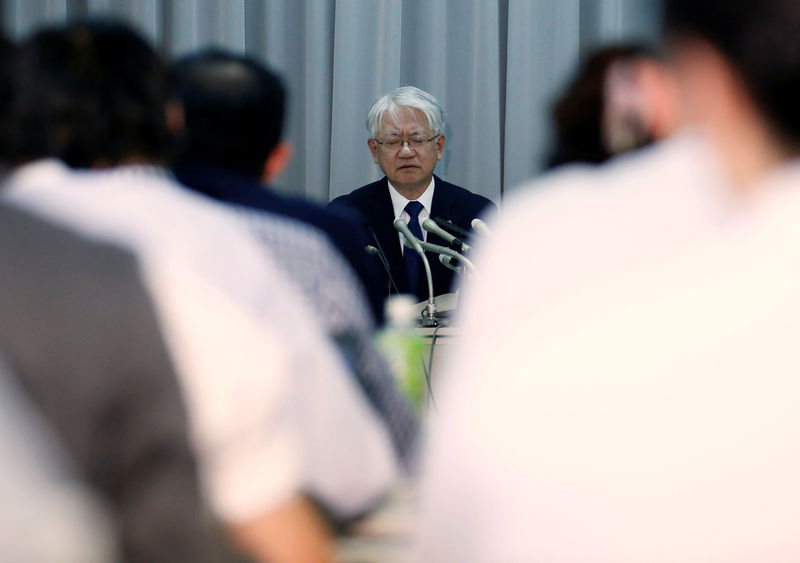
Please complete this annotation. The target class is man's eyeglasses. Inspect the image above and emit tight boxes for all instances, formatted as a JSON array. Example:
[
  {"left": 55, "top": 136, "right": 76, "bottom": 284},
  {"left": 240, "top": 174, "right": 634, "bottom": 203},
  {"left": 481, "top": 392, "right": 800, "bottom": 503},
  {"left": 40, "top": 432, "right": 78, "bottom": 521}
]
[{"left": 373, "top": 134, "right": 440, "bottom": 151}]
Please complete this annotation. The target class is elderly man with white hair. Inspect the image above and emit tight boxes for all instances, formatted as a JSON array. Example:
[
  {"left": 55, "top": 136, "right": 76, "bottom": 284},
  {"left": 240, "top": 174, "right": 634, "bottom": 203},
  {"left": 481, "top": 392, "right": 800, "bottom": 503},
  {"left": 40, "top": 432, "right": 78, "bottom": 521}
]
[{"left": 330, "top": 86, "right": 495, "bottom": 303}]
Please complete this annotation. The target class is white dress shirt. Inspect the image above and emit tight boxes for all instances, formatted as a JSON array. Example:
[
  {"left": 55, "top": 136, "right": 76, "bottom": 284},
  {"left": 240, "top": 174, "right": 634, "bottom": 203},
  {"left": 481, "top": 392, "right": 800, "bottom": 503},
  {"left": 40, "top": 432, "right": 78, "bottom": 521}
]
[
  {"left": 389, "top": 177, "right": 435, "bottom": 253},
  {"left": 420, "top": 133, "right": 800, "bottom": 561},
  {"left": 236, "top": 207, "right": 417, "bottom": 462},
  {"left": 3, "top": 160, "right": 398, "bottom": 523}
]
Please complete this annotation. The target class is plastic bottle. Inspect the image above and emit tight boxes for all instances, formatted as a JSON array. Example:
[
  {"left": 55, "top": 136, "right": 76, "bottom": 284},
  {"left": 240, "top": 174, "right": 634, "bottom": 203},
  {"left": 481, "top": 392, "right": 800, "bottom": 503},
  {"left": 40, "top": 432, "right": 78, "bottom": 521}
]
[{"left": 376, "top": 295, "right": 428, "bottom": 413}]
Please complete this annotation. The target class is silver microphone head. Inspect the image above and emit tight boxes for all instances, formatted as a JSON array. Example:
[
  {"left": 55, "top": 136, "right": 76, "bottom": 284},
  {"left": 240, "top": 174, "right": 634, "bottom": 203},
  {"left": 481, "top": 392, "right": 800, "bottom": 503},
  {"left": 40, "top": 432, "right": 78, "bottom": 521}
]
[
  {"left": 471, "top": 218, "right": 492, "bottom": 237},
  {"left": 422, "top": 218, "right": 455, "bottom": 243},
  {"left": 393, "top": 218, "right": 424, "bottom": 253},
  {"left": 423, "top": 218, "right": 471, "bottom": 251}
]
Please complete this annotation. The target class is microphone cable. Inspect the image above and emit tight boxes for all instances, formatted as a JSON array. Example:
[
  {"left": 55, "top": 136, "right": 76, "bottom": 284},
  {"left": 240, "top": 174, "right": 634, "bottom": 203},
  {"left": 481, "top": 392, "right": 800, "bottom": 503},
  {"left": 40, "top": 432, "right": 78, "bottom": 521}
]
[
  {"left": 367, "top": 225, "right": 400, "bottom": 295},
  {"left": 420, "top": 324, "right": 441, "bottom": 411}
]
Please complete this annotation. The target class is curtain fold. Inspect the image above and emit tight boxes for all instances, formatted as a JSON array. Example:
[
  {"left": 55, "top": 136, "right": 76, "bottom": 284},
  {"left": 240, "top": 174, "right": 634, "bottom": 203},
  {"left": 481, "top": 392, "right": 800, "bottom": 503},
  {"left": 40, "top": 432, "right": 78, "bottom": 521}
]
[{"left": 0, "top": 0, "right": 661, "bottom": 204}]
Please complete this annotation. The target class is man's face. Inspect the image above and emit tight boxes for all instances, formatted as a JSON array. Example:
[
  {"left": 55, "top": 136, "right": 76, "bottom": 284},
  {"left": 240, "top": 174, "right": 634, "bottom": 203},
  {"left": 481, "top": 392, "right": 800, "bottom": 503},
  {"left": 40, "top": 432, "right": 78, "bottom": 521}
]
[{"left": 368, "top": 106, "right": 445, "bottom": 196}]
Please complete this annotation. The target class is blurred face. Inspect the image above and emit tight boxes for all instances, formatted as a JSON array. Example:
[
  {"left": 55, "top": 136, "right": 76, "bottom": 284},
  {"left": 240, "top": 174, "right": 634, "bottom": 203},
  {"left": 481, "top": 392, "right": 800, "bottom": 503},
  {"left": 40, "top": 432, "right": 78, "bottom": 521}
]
[
  {"left": 602, "top": 57, "right": 680, "bottom": 154},
  {"left": 368, "top": 106, "right": 445, "bottom": 198},
  {"left": 666, "top": 37, "right": 788, "bottom": 186}
]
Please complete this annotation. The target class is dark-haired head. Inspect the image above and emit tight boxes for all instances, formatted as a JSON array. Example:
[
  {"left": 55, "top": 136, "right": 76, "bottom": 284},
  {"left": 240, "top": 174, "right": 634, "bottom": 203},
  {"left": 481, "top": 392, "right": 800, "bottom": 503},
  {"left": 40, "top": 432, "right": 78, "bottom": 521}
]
[
  {"left": 663, "top": 0, "right": 800, "bottom": 147},
  {"left": 169, "top": 49, "right": 286, "bottom": 179},
  {"left": 4, "top": 19, "right": 169, "bottom": 168},
  {"left": 547, "top": 44, "right": 659, "bottom": 168}
]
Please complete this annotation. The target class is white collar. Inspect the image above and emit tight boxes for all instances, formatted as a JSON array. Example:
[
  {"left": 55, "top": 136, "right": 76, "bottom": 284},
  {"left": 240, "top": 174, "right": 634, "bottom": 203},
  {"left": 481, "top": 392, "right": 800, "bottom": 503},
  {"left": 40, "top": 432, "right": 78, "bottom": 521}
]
[
  {"left": 8, "top": 159, "right": 71, "bottom": 191},
  {"left": 8, "top": 159, "right": 174, "bottom": 192},
  {"left": 388, "top": 176, "right": 435, "bottom": 219}
]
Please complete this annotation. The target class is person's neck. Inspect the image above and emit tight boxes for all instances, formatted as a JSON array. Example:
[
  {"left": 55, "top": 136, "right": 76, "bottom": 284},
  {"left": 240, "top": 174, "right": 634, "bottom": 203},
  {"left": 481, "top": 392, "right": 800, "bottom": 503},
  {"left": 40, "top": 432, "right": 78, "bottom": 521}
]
[
  {"left": 710, "top": 114, "right": 791, "bottom": 191},
  {"left": 694, "top": 63, "right": 793, "bottom": 190},
  {"left": 393, "top": 177, "right": 432, "bottom": 201}
]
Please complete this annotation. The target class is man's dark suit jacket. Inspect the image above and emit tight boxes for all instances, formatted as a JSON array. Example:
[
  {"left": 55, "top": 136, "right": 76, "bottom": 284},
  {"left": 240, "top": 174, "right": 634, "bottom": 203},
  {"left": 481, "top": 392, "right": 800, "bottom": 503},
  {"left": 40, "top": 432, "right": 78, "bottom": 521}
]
[
  {"left": 329, "top": 175, "right": 496, "bottom": 302},
  {"left": 174, "top": 162, "right": 386, "bottom": 323}
]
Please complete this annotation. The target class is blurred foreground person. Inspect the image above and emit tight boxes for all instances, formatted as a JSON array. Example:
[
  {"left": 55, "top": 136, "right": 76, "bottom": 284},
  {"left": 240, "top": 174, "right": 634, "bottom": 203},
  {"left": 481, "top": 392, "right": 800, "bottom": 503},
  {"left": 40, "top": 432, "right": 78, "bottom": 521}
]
[
  {"left": 0, "top": 203, "right": 231, "bottom": 562},
  {"left": 2, "top": 20, "right": 397, "bottom": 562},
  {"left": 170, "top": 49, "right": 416, "bottom": 464},
  {"left": 421, "top": 0, "right": 800, "bottom": 560},
  {"left": 547, "top": 44, "right": 678, "bottom": 168},
  {"left": 0, "top": 358, "right": 117, "bottom": 563},
  {"left": 170, "top": 50, "right": 386, "bottom": 323}
]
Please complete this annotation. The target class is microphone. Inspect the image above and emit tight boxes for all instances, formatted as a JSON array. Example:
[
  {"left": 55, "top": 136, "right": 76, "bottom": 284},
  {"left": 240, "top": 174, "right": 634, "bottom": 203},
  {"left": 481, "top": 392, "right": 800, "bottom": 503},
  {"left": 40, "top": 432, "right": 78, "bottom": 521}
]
[
  {"left": 422, "top": 218, "right": 471, "bottom": 252},
  {"left": 471, "top": 218, "right": 492, "bottom": 237},
  {"left": 432, "top": 217, "right": 470, "bottom": 239},
  {"left": 439, "top": 254, "right": 463, "bottom": 274},
  {"left": 413, "top": 239, "right": 477, "bottom": 273},
  {"left": 366, "top": 227, "right": 400, "bottom": 295},
  {"left": 393, "top": 218, "right": 437, "bottom": 325}
]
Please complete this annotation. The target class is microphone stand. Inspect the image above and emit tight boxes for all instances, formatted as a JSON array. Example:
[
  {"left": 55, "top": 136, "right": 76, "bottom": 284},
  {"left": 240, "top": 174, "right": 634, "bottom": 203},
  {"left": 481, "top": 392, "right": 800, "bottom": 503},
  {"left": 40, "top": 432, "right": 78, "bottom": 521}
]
[
  {"left": 393, "top": 218, "right": 438, "bottom": 326},
  {"left": 418, "top": 250, "right": 437, "bottom": 327}
]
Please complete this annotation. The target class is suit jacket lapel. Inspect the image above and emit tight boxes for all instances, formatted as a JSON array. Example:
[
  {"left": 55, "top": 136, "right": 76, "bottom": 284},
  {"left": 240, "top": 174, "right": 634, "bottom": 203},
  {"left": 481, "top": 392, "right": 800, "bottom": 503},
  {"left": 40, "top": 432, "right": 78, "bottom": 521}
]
[
  {"left": 429, "top": 176, "right": 461, "bottom": 243},
  {"left": 430, "top": 175, "right": 455, "bottom": 226}
]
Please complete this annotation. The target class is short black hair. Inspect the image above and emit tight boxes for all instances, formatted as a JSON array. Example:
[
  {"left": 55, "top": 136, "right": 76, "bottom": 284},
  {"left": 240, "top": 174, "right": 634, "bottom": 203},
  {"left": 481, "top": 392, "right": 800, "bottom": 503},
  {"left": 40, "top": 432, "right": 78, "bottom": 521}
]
[
  {"left": 664, "top": 0, "right": 800, "bottom": 144},
  {"left": 170, "top": 49, "right": 286, "bottom": 178},
  {"left": 4, "top": 19, "right": 169, "bottom": 167}
]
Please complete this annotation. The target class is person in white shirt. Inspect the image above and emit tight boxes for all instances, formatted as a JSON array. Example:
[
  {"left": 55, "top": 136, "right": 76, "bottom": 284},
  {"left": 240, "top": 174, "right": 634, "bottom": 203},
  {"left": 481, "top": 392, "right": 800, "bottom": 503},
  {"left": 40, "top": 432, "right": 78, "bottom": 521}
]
[
  {"left": 1, "top": 20, "right": 397, "bottom": 563},
  {"left": 420, "top": 1, "right": 800, "bottom": 560}
]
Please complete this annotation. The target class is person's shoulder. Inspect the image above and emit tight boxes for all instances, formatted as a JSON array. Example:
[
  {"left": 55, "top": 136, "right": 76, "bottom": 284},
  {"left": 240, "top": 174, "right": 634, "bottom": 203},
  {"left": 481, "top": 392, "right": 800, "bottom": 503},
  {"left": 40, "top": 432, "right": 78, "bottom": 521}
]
[
  {"left": 317, "top": 198, "right": 368, "bottom": 230},
  {"left": 329, "top": 178, "right": 387, "bottom": 209},
  {"left": 504, "top": 136, "right": 701, "bottom": 228},
  {"left": 254, "top": 187, "right": 368, "bottom": 247},
  {"left": 273, "top": 188, "right": 342, "bottom": 223},
  {"left": 434, "top": 176, "right": 496, "bottom": 213},
  {"left": 0, "top": 200, "right": 135, "bottom": 277},
  {"left": 250, "top": 205, "right": 352, "bottom": 258}
]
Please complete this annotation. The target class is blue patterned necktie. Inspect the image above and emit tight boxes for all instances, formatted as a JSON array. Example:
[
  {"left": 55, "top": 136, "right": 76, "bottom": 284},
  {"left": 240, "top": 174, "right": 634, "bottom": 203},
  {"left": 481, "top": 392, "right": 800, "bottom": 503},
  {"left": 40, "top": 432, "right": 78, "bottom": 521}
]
[{"left": 403, "top": 200, "right": 425, "bottom": 293}]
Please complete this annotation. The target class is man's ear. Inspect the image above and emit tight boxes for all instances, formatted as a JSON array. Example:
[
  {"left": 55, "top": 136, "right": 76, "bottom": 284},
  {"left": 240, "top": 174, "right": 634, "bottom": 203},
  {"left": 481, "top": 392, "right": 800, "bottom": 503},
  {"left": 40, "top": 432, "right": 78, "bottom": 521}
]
[
  {"left": 368, "top": 138, "right": 379, "bottom": 163},
  {"left": 165, "top": 101, "right": 185, "bottom": 135},
  {"left": 261, "top": 141, "right": 293, "bottom": 183},
  {"left": 436, "top": 133, "right": 446, "bottom": 161}
]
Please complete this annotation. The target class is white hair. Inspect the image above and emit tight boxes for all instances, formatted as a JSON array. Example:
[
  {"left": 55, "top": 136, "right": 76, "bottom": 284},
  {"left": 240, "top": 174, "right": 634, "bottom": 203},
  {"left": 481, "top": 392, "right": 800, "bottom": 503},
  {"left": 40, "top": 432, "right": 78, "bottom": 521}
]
[{"left": 365, "top": 86, "right": 446, "bottom": 138}]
